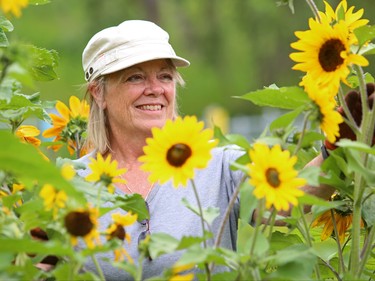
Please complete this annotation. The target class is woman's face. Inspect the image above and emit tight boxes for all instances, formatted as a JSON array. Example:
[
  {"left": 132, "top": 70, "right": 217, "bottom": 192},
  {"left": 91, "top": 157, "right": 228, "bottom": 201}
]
[{"left": 102, "top": 59, "right": 177, "bottom": 137}]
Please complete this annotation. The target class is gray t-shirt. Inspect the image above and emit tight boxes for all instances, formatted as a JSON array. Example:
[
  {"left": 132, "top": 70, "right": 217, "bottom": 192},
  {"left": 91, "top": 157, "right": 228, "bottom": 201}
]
[{"left": 74, "top": 146, "right": 245, "bottom": 280}]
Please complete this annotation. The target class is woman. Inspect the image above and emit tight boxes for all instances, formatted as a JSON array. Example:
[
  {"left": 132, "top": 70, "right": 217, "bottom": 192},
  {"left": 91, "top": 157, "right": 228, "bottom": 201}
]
[{"left": 76, "top": 20, "right": 333, "bottom": 280}]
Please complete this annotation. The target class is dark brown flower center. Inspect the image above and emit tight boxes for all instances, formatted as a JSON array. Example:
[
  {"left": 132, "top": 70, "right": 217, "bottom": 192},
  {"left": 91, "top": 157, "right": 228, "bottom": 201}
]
[
  {"left": 166, "top": 143, "right": 192, "bottom": 167},
  {"left": 266, "top": 168, "right": 281, "bottom": 188},
  {"left": 64, "top": 211, "right": 93, "bottom": 237},
  {"left": 318, "top": 39, "right": 345, "bottom": 72},
  {"left": 109, "top": 224, "right": 126, "bottom": 241}
]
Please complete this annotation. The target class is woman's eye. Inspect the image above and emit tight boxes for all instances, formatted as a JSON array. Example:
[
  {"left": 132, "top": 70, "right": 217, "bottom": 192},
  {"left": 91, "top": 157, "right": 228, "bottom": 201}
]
[
  {"left": 126, "top": 74, "right": 143, "bottom": 82},
  {"left": 160, "top": 73, "right": 173, "bottom": 81}
]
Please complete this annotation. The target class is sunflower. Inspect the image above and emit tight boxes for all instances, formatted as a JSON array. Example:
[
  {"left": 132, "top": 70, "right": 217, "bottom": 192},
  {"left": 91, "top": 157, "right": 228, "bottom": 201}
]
[
  {"left": 64, "top": 206, "right": 100, "bottom": 249},
  {"left": 169, "top": 263, "right": 195, "bottom": 281},
  {"left": 15, "top": 125, "right": 41, "bottom": 147},
  {"left": 290, "top": 19, "right": 369, "bottom": 93},
  {"left": 85, "top": 153, "right": 126, "bottom": 193},
  {"left": 39, "top": 184, "right": 67, "bottom": 217},
  {"left": 0, "top": 183, "right": 25, "bottom": 207},
  {"left": 105, "top": 212, "right": 138, "bottom": 262},
  {"left": 247, "top": 143, "right": 306, "bottom": 211},
  {"left": 139, "top": 115, "right": 218, "bottom": 188},
  {"left": 303, "top": 77, "right": 344, "bottom": 144},
  {"left": 42, "top": 95, "right": 89, "bottom": 155},
  {"left": 319, "top": 0, "right": 369, "bottom": 33},
  {"left": 311, "top": 194, "right": 364, "bottom": 243},
  {"left": 0, "top": 0, "right": 28, "bottom": 18}
]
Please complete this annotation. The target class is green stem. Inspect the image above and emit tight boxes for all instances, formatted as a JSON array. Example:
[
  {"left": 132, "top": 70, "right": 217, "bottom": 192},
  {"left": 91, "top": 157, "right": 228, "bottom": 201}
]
[
  {"left": 250, "top": 198, "right": 265, "bottom": 256},
  {"left": 191, "top": 179, "right": 211, "bottom": 281},
  {"left": 358, "top": 226, "right": 375, "bottom": 275},
  {"left": 293, "top": 111, "right": 311, "bottom": 156},
  {"left": 304, "top": 0, "right": 321, "bottom": 21},
  {"left": 330, "top": 209, "right": 345, "bottom": 275},
  {"left": 297, "top": 204, "right": 321, "bottom": 279},
  {"left": 349, "top": 64, "right": 374, "bottom": 278},
  {"left": 92, "top": 255, "right": 105, "bottom": 280}
]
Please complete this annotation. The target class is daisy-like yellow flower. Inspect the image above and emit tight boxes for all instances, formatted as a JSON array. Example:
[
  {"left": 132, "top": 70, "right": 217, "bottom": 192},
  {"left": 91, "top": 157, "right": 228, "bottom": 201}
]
[
  {"left": 319, "top": 0, "right": 369, "bottom": 33},
  {"left": 248, "top": 143, "right": 306, "bottom": 211},
  {"left": 311, "top": 194, "right": 364, "bottom": 243},
  {"left": 290, "top": 19, "right": 369, "bottom": 93},
  {"left": 15, "top": 125, "right": 41, "bottom": 147},
  {"left": 61, "top": 163, "right": 76, "bottom": 180},
  {"left": 64, "top": 206, "right": 101, "bottom": 249},
  {"left": 0, "top": 0, "right": 28, "bottom": 18},
  {"left": 39, "top": 184, "right": 67, "bottom": 217},
  {"left": 169, "top": 264, "right": 195, "bottom": 281},
  {"left": 139, "top": 115, "right": 218, "bottom": 188},
  {"left": 85, "top": 153, "right": 126, "bottom": 193},
  {"left": 16, "top": 125, "right": 50, "bottom": 161},
  {"left": 42, "top": 95, "right": 90, "bottom": 155},
  {"left": 0, "top": 183, "right": 25, "bottom": 207},
  {"left": 105, "top": 212, "right": 138, "bottom": 262},
  {"left": 303, "top": 77, "right": 344, "bottom": 144}
]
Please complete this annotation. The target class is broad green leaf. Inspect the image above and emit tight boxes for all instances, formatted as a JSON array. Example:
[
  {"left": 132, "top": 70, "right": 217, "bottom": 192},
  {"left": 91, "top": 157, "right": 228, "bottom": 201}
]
[
  {"left": 237, "top": 219, "right": 269, "bottom": 256},
  {"left": 176, "top": 244, "right": 227, "bottom": 266},
  {"left": 336, "top": 139, "right": 375, "bottom": 155},
  {"left": 115, "top": 193, "right": 149, "bottom": 222},
  {"left": 0, "top": 16, "right": 13, "bottom": 32},
  {"left": 270, "top": 106, "right": 304, "bottom": 131},
  {"left": 176, "top": 235, "right": 209, "bottom": 250},
  {"left": 24, "top": 45, "right": 59, "bottom": 81},
  {"left": 269, "top": 231, "right": 303, "bottom": 252},
  {"left": 312, "top": 239, "right": 338, "bottom": 261},
  {"left": 0, "top": 238, "right": 74, "bottom": 256},
  {"left": 0, "top": 131, "right": 85, "bottom": 202},
  {"left": 267, "top": 245, "right": 317, "bottom": 280},
  {"left": 362, "top": 190, "right": 375, "bottom": 227},
  {"left": 236, "top": 86, "right": 309, "bottom": 110},
  {"left": 354, "top": 25, "right": 375, "bottom": 47},
  {"left": 148, "top": 232, "right": 179, "bottom": 258}
]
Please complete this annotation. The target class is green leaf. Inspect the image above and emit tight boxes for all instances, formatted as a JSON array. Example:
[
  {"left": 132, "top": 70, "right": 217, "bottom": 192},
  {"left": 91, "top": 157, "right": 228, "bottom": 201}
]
[
  {"left": 181, "top": 197, "right": 220, "bottom": 225},
  {"left": 268, "top": 245, "right": 317, "bottom": 280},
  {"left": 0, "top": 238, "right": 74, "bottom": 256},
  {"left": 270, "top": 231, "right": 303, "bottom": 252},
  {"left": 0, "top": 131, "right": 85, "bottom": 203},
  {"left": 148, "top": 232, "right": 179, "bottom": 258},
  {"left": 270, "top": 106, "right": 304, "bottom": 130},
  {"left": 236, "top": 86, "right": 309, "bottom": 110},
  {"left": 24, "top": 45, "right": 59, "bottom": 81},
  {"left": 336, "top": 139, "right": 375, "bottom": 155},
  {"left": 312, "top": 239, "right": 338, "bottom": 261},
  {"left": 176, "top": 244, "right": 227, "bottom": 266},
  {"left": 362, "top": 190, "right": 375, "bottom": 227},
  {"left": 237, "top": 219, "right": 269, "bottom": 256},
  {"left": 115, "top": 193, "right": 149, "bottom": 222},
  {"left": 354, "top": 25, "right": 375, "bottom": 47}
]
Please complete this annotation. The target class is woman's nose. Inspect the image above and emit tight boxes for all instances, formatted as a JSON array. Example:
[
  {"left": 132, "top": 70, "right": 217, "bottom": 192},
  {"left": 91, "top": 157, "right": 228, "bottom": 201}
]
[{"left": 144, "top": 78, "right": 165, "bottom": 96}]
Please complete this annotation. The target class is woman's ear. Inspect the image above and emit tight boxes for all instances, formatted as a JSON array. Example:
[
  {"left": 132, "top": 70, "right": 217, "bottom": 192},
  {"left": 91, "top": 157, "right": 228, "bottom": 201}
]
[{"left": 88, "top": 82, "right": 107, "bottom": 110}]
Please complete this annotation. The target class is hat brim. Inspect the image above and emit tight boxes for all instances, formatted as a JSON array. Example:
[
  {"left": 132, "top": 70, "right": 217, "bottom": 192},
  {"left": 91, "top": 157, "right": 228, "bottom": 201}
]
[{"left": 100, "top": 53, "right": 190, "bottom": 78}]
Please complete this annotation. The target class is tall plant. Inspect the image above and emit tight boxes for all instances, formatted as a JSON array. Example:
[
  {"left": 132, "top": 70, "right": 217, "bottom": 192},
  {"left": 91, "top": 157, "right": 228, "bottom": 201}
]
[{"left": 0, "top": 0, "right": 375, "bottom": 280}]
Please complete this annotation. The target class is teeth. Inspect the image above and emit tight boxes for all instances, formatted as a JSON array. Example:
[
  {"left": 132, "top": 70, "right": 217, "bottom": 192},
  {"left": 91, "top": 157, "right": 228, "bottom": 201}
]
[{"left": 138, "top": 105, "right": 162, "bottom": 111}]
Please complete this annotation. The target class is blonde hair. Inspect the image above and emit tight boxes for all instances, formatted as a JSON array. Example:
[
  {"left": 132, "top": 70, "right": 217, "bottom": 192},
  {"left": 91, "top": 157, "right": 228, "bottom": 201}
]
[{"left": 85, "top": 61, "right": 185, "bottom": 154}]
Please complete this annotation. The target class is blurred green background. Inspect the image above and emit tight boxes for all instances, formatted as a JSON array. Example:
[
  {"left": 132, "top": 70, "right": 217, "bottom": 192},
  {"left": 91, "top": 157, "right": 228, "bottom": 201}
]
[{"left": 10, "top": 0, "right": 375, "bottom": 137}]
